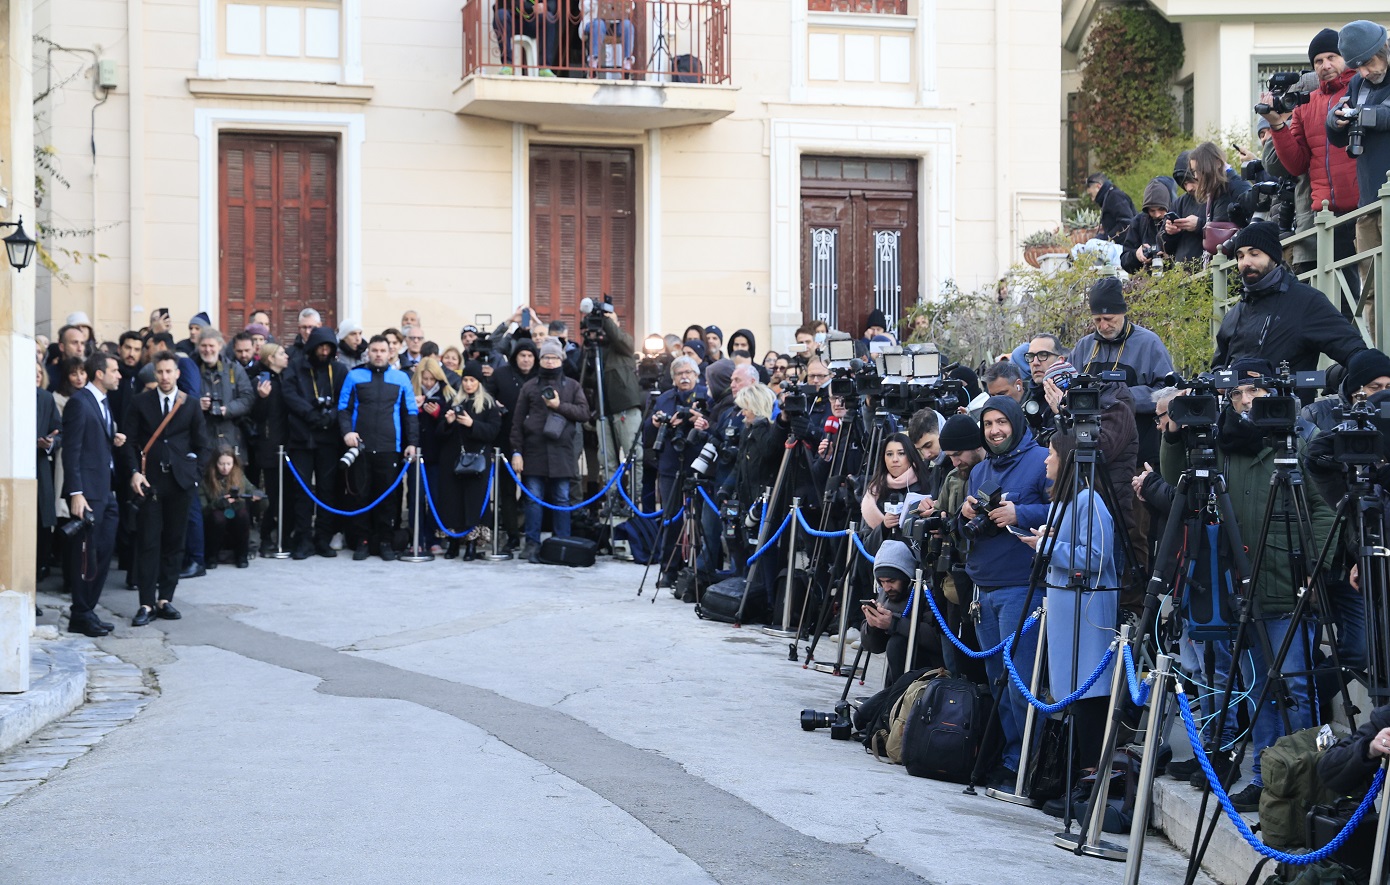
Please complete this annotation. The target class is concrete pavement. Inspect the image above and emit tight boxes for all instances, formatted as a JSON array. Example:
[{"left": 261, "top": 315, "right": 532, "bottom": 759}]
[{"left": 0, "top": 557, "right": 1219, "bottom": 884}]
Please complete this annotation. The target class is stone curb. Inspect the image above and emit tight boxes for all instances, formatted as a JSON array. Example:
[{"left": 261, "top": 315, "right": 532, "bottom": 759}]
[
  {"left": 1153, "top": 775, "right": 1263, "bottom": 885},
  {"left": 0, "top": 640, "right": 89, "bottom": 756}
]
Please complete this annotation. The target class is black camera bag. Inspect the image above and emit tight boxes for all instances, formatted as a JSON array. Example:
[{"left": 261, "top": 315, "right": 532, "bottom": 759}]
[
  {"left": 538, "top": 536, "right": 598, "bottom": 567},
  {"left": 900, "top": 676, "right": 988, "bottom": 783},
  {"left": 696, "top": 577, "right": 746, "bottom": 623}
]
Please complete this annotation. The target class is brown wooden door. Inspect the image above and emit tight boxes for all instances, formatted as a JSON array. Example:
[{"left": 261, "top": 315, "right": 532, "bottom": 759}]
[
  {"left": 530, "top": 145, "right": 635, "bottom": 336},
  {"left": 800, "top": 156, "right": 918, "bottom": 338},
  {"left": 220, "top": 134, "right": 338, "bottom": 343}
]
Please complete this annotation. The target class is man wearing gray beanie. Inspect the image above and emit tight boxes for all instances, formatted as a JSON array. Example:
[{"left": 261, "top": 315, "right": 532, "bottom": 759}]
[{"left": 1329, "top": 20, "right": 1390, "bottom": 322}]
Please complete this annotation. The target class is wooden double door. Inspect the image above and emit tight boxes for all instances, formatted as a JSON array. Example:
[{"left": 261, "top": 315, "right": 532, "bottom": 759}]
[
  {"left": 529, "top": 145, "right": 636, "bottom": 336},
  {"left": 801, "top": 156, "right": 919, "bottom": 338},
  {"left": 219, "top": 134, "right": 338, "bottom": 343}
]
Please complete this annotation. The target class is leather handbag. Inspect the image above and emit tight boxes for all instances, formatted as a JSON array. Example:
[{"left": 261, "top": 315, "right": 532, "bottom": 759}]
[
  {"left": 453, "top": 450, "right": 487, "bottom": 477},
  {"left": 1201, "top": 201, "right": 1240, "bottom": 255}
]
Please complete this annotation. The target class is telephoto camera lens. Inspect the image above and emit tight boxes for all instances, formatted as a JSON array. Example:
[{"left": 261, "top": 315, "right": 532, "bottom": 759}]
[
  {"left": 691, "top": 440, "right": 719, "bottom": 476},
  {"left": 339, "top": 443, "right": 365, "bottom": 470},
  {"left": 800, "top": 709, "right": 837, "bottom": 731}
]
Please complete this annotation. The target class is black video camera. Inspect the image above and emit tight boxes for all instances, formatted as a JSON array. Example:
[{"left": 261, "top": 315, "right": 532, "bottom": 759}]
[
  {"left": 471, "top": 332, "right": 496, "bottom": 366},
  {"left": 1247, "top": 361, "right": 1324, "bottom": 432},
  {"left": 1254, "top": 71, "right": 1312, "bottom": 116}
]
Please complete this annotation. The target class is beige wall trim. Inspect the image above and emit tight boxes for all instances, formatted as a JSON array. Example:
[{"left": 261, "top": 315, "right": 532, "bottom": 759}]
[
  {"left": 186, "top": 78, "right": 374, "bottom": 104},
  {"left": 193, "top": 108, "right": 365, "bottom": 327},
  {"left": 511, "top": 122, "right": 527, "bottom": 308},
  {"left": 768, "top": 117, "right": 954, "bottom": 345},
  {"left": 644, "top": 128, "right": 662, "bottom": 338}
]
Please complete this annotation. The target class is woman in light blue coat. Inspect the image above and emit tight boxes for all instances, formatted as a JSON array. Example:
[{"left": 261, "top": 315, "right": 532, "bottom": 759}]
[{"left": 1020, "top": 433, "right": 1120, "bottom": 769}]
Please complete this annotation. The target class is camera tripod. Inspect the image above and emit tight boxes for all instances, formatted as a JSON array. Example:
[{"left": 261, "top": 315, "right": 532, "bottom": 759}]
[{"left": 1180, "top": 424, "right": 1356, "bottom": 885}]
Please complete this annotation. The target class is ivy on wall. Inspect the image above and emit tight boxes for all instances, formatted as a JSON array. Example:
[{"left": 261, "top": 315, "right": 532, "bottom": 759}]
[{"left": 1074, "top": 6, "right": 1185, "bottom": 177}]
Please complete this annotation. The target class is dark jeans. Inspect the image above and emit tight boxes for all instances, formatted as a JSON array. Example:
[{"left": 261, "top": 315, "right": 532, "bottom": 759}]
[
  {"left": 183, "top": 493, "right": 204, "bottom": 567},
  {"left": 494, "top": 10, "right": 559, "bottom": 67},
  {"left": 523, "top": 475, "right": 571, "bottom": 543},
  {"left": 497, "top": 458, "right": 522, "bottom": 543},
  {"left": 135, "top": 481, "right": 192, "bottom": 608},
  {"left": 348, "top": 451, "right": 402, "bottom": 549},
  {"left": 205, "top": 505, "right": 250, "bottom": 563},
  {"left": 288, "top": 446, "right": 341, "bottom": 545}
]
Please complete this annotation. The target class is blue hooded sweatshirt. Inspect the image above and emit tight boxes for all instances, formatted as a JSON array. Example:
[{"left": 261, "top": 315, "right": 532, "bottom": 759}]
[{"left": 960, "top": 394, "right": 1051, "bottom": 589}]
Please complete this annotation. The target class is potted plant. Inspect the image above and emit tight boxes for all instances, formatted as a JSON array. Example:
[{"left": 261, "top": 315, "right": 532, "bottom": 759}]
[
  {"left": 1064, "top": 207, "right": 1101, "bottom": 244},
  {"left": 1021, "top": 228, "right": 1072, "bottom": 268}
]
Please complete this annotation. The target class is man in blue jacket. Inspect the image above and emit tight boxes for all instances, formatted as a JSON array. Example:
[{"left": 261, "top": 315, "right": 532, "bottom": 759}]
[
  {"left": 957, "top": 394, "right": 1051, "bottom": 788},
  {"left": 338, "top": 335, "right": 419, "bottom": 562}
]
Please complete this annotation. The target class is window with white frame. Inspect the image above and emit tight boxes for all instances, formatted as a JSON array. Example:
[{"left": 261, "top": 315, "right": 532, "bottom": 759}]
[{"left": 202, "top": 0, "right": 361, "bottom": 83}]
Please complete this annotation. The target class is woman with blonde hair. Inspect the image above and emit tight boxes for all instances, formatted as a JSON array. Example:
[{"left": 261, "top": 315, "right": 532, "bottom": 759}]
[
  {"left": 439, "top": 361, "right": 502, "bottom": 559},
  {"left": 407, "top": 356, "right": 454, "bottom": 554}
]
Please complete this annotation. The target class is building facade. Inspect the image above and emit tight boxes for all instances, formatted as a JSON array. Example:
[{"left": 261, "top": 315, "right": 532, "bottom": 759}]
[
  {"left": 1062, "top": 0, "right": 1389, "bottom": 189},
  {"left": 35, "top": 0, "right": 1061, "bottom": 352}
]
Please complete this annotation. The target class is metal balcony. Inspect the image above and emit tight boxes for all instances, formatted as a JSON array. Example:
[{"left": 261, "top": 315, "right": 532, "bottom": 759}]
[{"left": 454, "top": 0, "right": 737, "bottom": 132}]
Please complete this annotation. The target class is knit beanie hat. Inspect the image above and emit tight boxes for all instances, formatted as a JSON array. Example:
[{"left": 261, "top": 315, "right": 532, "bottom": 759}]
[
  {"left": 337, "top": 319, "right": 363, "bottom": 338},
  {"left": 872, "top": 540, "right": 916, "bottom": 584},
  {"left": 190, "top": 311, "right": 212, "bottom": 329},
  {"left": 938, "top": 414, "right": 982, "bottom": 452},
  {"left": 683, "top": 339, "right": 707, "bottom": 361},
  {"left": 1231, "top": 221, "right": 1283, "bottom": 261},
  {"left": 539, "top": 340, "right": 565, "bottom": 361},
  {"left": 1088, "top": 277, "right": 1127, "bottom": 315},
  {"left": 866, "top": 308, "right": 889, "bottom": 330},
  {"left": 1309, "top": 28, "right": 1342, "bottom": 65},
  {"left": 1344, "top": 348, "right": 1390, "bottom": 394},
  {"left": 1339, "top": 21, "right": 1387, "bottom": 69},
  {"left": 461, "top": 360, "right": 486, "bottom": 383},
  {"left": 704, "top": 324, "right": 723, "bottom": 343},
  {"left": 244, "top": 322, "right": 270, "bottom": 338},
  {"left": 1043, "top": 358, "right": 1078, "bottom": 388},
  {"left": 1229, "top": 357, "right": 1275, "bottom": 383}
]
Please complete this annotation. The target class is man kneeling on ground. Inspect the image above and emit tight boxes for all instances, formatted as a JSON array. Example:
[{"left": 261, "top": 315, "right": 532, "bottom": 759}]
[{"left": 861, "top": 539, "right": 943, "bottom": 688}]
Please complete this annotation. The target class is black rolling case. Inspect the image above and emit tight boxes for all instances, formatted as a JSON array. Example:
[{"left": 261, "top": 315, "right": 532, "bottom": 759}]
[{"left": 538, "top": 537, "right": 598, "bottom": 567}]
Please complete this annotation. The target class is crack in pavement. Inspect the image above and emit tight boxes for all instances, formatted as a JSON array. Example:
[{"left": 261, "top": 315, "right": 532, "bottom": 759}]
[{"left": 134, "top": 603, "right": 933, "bottom": 885}]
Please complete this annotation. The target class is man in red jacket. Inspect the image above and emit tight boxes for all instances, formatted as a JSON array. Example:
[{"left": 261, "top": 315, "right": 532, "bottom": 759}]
[{"left": 1264, "top": 28, "right": 1361, "bottom": 294}]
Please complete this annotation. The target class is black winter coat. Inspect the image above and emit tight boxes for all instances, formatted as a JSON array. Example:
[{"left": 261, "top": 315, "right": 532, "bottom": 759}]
[
  {"left": 249, "top": 366, "right": 290, "bottom": 465},
  {"left": 1095, "top": 182, "right": 1137, "bottom": 241},
  {"left": 284, "top": 327, "right": 350, "bottom": 450},
  {"left": 1213, "top": 267, "right": 1366, "bottom": 374},
  {"left": 509, "top": 373, "right": 589, "bottom": 479},
  {"left": 1317, "top": 704, "right": 1390, "bottom": 795}
]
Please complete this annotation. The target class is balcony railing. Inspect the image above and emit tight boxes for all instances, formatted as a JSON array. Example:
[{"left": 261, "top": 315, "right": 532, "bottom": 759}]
[
  {"left": 462, "top": 0, "right": 731, "bottom": 85},
  {"left": 1210, "top": 173, "right": 1390, "bottom": 348}
]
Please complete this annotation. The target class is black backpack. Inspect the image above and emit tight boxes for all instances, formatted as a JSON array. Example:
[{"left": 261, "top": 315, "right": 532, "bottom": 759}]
[{"left": 900, "top": 677, "right": 988, "bottom": 783}]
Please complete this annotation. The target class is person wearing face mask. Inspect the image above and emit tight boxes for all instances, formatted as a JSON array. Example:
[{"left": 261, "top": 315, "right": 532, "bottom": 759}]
[
  {"left": 956, "top": 394, "right": 1050, "bottom": 790},
  {"left": 440, "top": 362, "right": 502, "bottom": 560},
  {"left": 510, "top": 341, "right": 590, "bottom": 563},
  {"left": 487, "top": 338, "right": 538, "bottom": 552},
  {"left": 1212, "top": 221, "right": 1365, "bottom": 380}
]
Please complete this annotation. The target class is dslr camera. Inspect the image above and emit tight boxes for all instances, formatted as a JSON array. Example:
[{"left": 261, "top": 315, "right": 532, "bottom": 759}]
[
  {"left": 1254, "top": 71, "right": 1312, "bottom": 116},
  {"left": 312, "top": 394, "right": 336, "bottom": 431},
  {"left": 61, "top": 507, "right": 96, "bottom": 538},
  {"left": 961, "top": 479, "right": 1004, "bottom": 540},
  {"left": 339, "top": 443, "right": 366, "bottom": 470}
]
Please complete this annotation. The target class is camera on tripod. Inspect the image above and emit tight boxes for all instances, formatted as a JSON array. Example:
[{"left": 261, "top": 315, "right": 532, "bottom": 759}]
[
  {"left": 800, "top": 702, "right": 853, "bottom": 740},
  {"left": 579, "top": 295, "right": 612, "bottom": 346},
  {"left": 471, "top": 332, "right": 496, "bottom": 366},
  {"left": 1254, "top": 71, "right": 1312, "bottom": 116},
  {"left": 1248, "top": 362, "right": 1324, "bottom": 432}
]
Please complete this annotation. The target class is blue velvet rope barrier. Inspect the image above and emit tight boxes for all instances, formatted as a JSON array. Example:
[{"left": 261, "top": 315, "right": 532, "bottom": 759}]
[
  {"left": 419, "top": 464, "right": 490, "bottom": 539},
  {"left": 502, "top": 459, "right": 625, "bottom": 511},
  {"left": 285, "top": 455, "right": 408, "bottom": 518},
  {"left": 793, "top": 507, "right": 853, "bottom": 539},
  {"left": 1003, "top": 632, "right": 1116, "bottom": 715},
  {"left": 1122, "top": 642, "right": 1153, "bottom": 707},
  {"left": 746, "top": 514, "right": 793, "bottom": 564},
  {"left": 697, "top": 486, "right": 721, "bottom": 512},
  {"left": 922, "top": 588, "right": 1040, "bottom": 659},
  {"left": 615, "top": 483, "right": 683, "bottom": 526},
  {"left": 1175, "top": 691, "right": 1385, "bottom": 865}
]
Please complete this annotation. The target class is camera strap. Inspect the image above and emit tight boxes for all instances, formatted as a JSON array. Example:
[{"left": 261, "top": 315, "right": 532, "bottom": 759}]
[{"left": 141, "top": 391, "right": 185, "bottom": 476}]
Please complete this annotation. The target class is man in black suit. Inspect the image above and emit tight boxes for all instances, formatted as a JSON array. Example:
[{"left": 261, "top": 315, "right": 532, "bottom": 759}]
[
  {"left": 61, "top": 352, "right": 125, "bottom": 636},
  {"left": 123, "top": 351, "right": 207, "bottom": 627}
]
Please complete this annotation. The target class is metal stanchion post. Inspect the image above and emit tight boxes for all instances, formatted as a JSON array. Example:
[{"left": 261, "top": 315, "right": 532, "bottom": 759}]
[
  {"left": 267, "top": 446, "right": 292, "bottom": 560},
  {"left": 400, "top": 454, "right": 434, "bottom": 563},
  {"left": 988, "top": 600, "right": 1048, "bottom": 806},
  {"left": 762, "top": 498, "right": 800, "bottom": 639},
  {"left": 486, "top": 450, "right": 512, "bottom": 561},
  {"left": 815, "top": 522, "right": 858, "bottom": 677},
  {"left": 1123, "top": 653, "right": 1173, "bottom": 885},
  {"left": 1370, "top": 760, "right": 1390, "bottom": 885},
  {"left": 904, "top": 568, "right": 924, "bottom": 673},
  {"left": 1055, "top": 624, "right": 1132, "bottom": 860}
]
